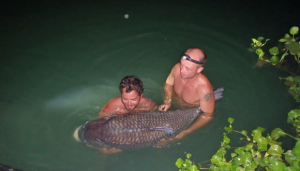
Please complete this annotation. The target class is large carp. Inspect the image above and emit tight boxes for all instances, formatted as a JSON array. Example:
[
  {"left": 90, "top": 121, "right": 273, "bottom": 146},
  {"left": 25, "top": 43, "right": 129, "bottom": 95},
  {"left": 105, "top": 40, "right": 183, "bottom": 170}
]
[{"left": 73, "top": 88, "right": 224, "bottom": 150}]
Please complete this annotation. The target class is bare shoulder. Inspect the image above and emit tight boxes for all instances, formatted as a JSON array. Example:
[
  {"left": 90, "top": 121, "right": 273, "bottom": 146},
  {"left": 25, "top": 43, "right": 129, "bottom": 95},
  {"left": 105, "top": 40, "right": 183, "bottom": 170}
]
[
  {"left": 141, "top": 96, "right": 156, "bottom": 105},
  {"left": 140, "top": 96, "right": 157, "bottom": 111},
  {"left": 196, "top": 74, "right": 214, "bottom": 100},
  {"left": 102, "top": 97, "right": 122, "bottom": 111},
  {"left": 173, "top": 63, "right": 181, "bottom": 72}
]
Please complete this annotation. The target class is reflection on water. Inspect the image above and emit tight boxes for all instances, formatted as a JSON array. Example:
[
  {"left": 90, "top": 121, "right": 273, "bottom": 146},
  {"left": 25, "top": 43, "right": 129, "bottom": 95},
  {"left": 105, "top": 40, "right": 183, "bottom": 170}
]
[{"left": 0, "top": 0, "right": 299, "bottom": 171}]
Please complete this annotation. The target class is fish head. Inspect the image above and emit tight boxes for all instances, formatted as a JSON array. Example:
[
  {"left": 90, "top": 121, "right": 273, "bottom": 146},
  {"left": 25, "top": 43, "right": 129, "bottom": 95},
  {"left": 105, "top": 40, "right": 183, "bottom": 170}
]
[{"left": 73, "top": 126, "right": 82, "bottom": 142}]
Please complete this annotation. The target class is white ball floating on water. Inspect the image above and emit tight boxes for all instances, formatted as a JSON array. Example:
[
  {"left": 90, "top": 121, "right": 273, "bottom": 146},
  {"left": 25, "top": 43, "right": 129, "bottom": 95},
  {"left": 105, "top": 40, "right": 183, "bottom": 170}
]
[{"left": 124, "top": 14, "right": 129, "bottom": 19}]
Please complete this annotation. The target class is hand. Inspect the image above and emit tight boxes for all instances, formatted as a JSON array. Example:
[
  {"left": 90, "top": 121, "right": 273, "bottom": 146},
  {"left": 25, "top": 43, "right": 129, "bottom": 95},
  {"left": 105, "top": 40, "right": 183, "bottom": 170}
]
[
  {"left": 155, "top": 138, "right": 174, "bottom": 147},
  {"left": 175, "top": 130, "right": 190, "bottom": 140},
  {"left": 158, "top": 103, "right": 171, "bottom": 111},
  {"left": 100, "top": 147, "right": 122, "bottom": 154}
]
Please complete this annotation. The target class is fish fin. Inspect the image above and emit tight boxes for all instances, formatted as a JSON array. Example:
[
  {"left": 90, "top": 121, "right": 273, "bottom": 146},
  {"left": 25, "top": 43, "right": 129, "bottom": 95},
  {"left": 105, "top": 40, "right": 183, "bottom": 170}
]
[
  {"left": 149, "top": 127, "right": 175, "bottom": 134},
  {"left": 214, "top": 87, "right": 224, "bottom": 100}
]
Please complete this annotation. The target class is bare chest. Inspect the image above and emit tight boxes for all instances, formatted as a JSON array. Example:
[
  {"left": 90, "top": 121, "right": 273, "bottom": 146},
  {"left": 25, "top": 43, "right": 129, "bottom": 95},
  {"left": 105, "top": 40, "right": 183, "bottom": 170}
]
[{"left": 173, "top": 78, "right": 200, "bottom": 104}]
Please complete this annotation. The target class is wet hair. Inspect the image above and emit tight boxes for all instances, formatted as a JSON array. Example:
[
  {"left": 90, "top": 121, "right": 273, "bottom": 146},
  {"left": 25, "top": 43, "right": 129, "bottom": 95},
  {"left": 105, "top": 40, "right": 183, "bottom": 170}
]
[{"left": 119, "top": 76, "right": 144, "bottom": 96}]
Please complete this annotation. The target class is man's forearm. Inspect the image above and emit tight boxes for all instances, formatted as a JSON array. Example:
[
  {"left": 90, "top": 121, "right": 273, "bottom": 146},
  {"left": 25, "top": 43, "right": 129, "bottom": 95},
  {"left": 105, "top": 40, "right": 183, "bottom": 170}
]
[
  {"left": 175, "top": 112, "right": 213, "bottom": 139},
  {"left": 163, "top": 83, "right": 173, "bottom": 104},
  {"left": 186, "top": 112, "right": 213, "bottom": 132}
]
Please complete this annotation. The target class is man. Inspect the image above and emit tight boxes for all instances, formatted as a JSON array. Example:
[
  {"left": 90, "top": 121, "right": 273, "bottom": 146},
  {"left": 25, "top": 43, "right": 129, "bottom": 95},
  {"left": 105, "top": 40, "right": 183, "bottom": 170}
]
[
  {"left": 97, "top": 76, "right": 157, "bottom": 154},
  {"left": 159, "top": 48, "right": 215, "bottom": 140},
  {"left": 98, "top": 75, "right": 157, "bottom": 119}
]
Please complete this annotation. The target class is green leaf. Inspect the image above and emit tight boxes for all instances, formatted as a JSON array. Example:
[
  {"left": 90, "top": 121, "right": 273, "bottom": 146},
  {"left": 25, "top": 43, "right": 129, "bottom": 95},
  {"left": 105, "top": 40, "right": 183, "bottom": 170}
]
[
  {"left": 223, "top": 134, "right": 230, "bottom": 144},
  {"left": 211, "top": 154, "right": 221, "bottom": 165},
  {"left": 233, "top": 156, "right": 243, "bottom": 166},
  {"left": 286, "top": 76, "right": 295, "bottom": 82},
  {"left": 209, "top": 165, "right": 217, "bottom": 170},
  {"left": 234, "top": 147, "right": 244, "bottom": 155},
  {"left": 255, "top": 49, "right": 265, "bottom": 59},
  {"left": 285, "top": 150, "right": 299, "bottom": 166},
  {"left": 271, "top": 128, "right": 286, "bottom": 140},
  {"left": 175, "top": 158, "right": 184, "bottom": 168},
  {"left": 244, "top": 143, "right": 253, "bottom": 151},
  {"left": 197, "top": 163, "right": 201, "bottom": 169},
  {"left": 279, "top": 34, "right": 293, "bottom": 42},
  {"left": 224, "top": 126, "right": 233, "bottom": 133},
  {"left": 257, "top": 37, "right": 264, "bottom": 41},
  {"left": 255, "top": 136, "right": 268, "bottom": 151},
  {"left": 285, "top": 41, "right": 300, "bottom": 55},
  {"left": 288, "top": 109, "right": 300, "bottom": 119},
  {"left": 280, "top": 51, "right": 289, "bottom": 62},
  {"left": 240, "top": 130, "right": 247, "bottom": 136},
  {"left": 290, "top": 26, "right": 299, "bottom": 35},
  {"left": 243, "top": 152, "right": 253, "bottom": 164},
  {"left": 231, "top": 153, "right": 237, "bottom": 158},
  {"left": 271, "top": 55, "right": 279, "bottom": 65},
  {"left": 267, "top": 145, "right": 284, "bottom": 156},
  {"left": 252, "top": 127, "right": 266, "bottom": 137},
  {"left": 293, "top": 76, "right": 300, "bottom": 83},
  {"left": 284, "top": 81, "right": 298, "bottom": 87},
  {"left": 228, "top": 117, "right": 234, "bottom": 124},
  {"left": 268, "top": 159, "right": 287, "bottom": 171},
  {"left": 269, "top": 47, "right": 279, "bottom": 55},
  {"left": 292, "top": 141, "right": 300, "bottom": 158},
  {"left": 285, "top": 166, "right": 300, "bottom": 171},
  {"left": 186, "top": 153, "right": 192, "bottom": 159},
  {"left": 190, "top": 165, "right": 199, "bottom": 171},
  {"left": 185, "top": 158, "right": 192, "bottom": 167}
]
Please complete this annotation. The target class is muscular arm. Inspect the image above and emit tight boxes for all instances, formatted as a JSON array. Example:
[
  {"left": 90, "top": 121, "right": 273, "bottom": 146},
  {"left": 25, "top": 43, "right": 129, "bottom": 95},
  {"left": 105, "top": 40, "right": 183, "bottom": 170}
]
[
  {"left": 159, "top": 67, "right": 175, "bottom": 111},
  {"left": 175, "top": 85, "right": 215, "bottom": 139}
]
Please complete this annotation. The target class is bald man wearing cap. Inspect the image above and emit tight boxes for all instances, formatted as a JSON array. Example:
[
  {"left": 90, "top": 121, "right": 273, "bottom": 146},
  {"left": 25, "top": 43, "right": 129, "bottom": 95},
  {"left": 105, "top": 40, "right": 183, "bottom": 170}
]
[{"left": 158, "top": 48, "right": 215, "bottom": 140}]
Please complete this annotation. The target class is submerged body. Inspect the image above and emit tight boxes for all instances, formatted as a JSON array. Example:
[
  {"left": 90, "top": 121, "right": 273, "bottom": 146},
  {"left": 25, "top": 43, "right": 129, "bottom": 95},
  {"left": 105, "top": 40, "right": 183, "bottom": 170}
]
[{"left": 74, "top": 107, "right": 203, "bottom": 150}]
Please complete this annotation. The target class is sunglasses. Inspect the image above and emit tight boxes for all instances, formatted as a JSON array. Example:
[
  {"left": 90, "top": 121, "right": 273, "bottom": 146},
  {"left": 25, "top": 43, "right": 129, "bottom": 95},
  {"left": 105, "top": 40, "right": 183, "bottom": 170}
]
[{"left": 182, "top": 54, "right": 205, "bottom": 65}]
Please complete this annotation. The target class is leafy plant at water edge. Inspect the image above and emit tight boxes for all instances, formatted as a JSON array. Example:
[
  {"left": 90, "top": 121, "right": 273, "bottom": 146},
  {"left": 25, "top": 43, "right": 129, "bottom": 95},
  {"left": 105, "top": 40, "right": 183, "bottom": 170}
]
[
  {"left": 287, "top": 109, "right": 300, "bottom": 135},
  {"left": 175, "top": 118, "right": 300, "bottom": 170},
  {"left": 251, "top": 27, "right": 300, "bottom": 136},
  {"left": 251, "top": 26, "right": 300, "bottom": 75}
]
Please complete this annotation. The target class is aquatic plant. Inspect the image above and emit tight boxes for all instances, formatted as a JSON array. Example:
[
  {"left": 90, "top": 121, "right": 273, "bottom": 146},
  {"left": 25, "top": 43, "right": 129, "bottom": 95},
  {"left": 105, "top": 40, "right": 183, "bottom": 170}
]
[
  {"left": 251, "top": 26, "right": 300, "bottom": 73},
  {"left": 175, "top": 118, "right": 300, "bottom": 171},
  {"left": 250, "top": 26, "right": 300, "bottom": 135},
  {"left": 175, "top": 26, "right": 300, "bottom": 171}
]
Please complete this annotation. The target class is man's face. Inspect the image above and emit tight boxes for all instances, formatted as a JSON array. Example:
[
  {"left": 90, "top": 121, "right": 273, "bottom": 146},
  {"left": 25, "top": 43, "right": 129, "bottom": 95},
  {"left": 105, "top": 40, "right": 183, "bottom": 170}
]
[
  {"left": 121, "top": 88, "right": 141, "bottom": 111},
  {"left": 180, "top": 58, "right": 199, "bottom": 79}
]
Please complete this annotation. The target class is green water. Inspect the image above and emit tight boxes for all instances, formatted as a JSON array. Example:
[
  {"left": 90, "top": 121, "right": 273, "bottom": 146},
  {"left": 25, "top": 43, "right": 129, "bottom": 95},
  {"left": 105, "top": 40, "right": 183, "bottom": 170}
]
[{"left": 0, "top": 1, "right": 299, "bottom": 171}]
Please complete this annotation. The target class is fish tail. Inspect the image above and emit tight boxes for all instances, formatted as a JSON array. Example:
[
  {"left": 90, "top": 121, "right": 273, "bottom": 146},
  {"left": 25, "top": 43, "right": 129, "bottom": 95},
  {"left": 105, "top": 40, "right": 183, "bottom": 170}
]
[{"left": 214, "top": 87, "right": 224, "bottom": 101}]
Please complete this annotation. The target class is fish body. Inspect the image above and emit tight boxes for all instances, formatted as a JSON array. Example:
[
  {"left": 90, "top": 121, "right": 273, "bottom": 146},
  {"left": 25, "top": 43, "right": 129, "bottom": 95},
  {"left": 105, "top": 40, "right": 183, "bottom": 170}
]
[
  {"left": 74, "top": 107, "right": 203, "bottom": 149},
  {"left": 73, "top": 87, "right": 224, "bottom": 150}
]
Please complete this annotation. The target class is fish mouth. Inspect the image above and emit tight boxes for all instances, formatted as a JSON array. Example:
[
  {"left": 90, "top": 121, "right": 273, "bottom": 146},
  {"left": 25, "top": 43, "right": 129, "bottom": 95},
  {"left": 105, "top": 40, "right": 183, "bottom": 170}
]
[{"left": 73, "top": 126, "right": 82, "bottom": 142}]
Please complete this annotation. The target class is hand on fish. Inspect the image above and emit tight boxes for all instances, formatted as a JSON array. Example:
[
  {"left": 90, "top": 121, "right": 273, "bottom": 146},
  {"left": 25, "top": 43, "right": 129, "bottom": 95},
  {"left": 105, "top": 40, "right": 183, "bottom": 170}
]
[
  {"left": 174, "top": 130, "right": 189, "bottom": 139},
  {"left": 155, "top": 138, "right": 174, "bottom": 147},
  {"left": 158, "top": 103, "right": 171, "bottom": 111},
  {"left": 100, "top": 147, "right": 122, "bottom": 154}
]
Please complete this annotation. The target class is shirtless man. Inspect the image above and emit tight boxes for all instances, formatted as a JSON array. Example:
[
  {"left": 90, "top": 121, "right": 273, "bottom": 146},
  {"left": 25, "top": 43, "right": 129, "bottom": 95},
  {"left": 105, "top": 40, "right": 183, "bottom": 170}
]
[
  {"left": 98, "top": 75, "right": 157, "bottom": 119},
  {"left": 159, "top": 48, "right": 215, "bottom": 139},
  {"left": 97, "top": 76, "right": 157, "bottom": 154}
]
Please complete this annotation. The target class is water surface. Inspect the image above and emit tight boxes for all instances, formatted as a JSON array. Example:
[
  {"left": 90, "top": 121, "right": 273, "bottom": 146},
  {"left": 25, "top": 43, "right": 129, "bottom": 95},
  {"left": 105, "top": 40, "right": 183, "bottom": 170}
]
[{"left": 0, "top": 1, "right": 299, "bottom": 171}]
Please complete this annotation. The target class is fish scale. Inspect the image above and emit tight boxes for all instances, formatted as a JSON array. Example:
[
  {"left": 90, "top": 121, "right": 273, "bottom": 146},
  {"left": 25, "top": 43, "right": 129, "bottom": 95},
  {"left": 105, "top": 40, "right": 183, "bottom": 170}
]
[
  {"left": 74, "top": 88, "right": 224, "bottom": 150},
  {"left": 76, "top": 107, "right": 203, "bottom": 150}
]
